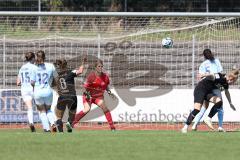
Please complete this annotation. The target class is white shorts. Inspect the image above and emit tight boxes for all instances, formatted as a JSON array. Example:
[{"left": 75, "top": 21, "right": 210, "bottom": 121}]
[
  {"left": 21, "top": 90, "right": 33, "bottom": 102},
  {"left": 34, "top": 93, "right": 53, "bottom": 106}
]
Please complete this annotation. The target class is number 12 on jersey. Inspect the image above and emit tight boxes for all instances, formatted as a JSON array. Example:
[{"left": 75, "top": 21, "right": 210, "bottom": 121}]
[{"left": 37, "top": 73, "right": 49, "bottom": 84}]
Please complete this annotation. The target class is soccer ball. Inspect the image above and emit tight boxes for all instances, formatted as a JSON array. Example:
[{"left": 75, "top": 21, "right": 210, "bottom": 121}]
[{"left": 162, "top": 37, "right": 173, "bottom": 48}]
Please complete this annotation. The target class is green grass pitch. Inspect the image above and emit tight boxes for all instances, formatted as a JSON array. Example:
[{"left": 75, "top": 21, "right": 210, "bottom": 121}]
[{"left": 0, "top": 129, "right": 240, "bottom": 160}]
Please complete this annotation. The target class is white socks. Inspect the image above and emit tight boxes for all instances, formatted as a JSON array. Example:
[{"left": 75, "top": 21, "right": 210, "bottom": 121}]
[
  {"left": 46, "top": 110, "right": 56, "bottom": 126},
  {"left": 39, "top": 112, "right": 50, "bottom": 131},
  {"left": 27, "top": 109, "right": 34, "bottom": 124}
]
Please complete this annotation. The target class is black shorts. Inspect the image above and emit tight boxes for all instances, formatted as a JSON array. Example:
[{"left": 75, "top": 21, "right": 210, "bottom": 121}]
[
  {"left": 193, "top": 87, "right": 215, "bottom": 104},
  {"left": 56, "top": 95, "right": 77, "bottom": 111}
]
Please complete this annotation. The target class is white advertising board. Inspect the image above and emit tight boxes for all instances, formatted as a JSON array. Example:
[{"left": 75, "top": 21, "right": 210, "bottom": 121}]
[{"left": 1, "top": 89, "right": 239, "bottom": 122}]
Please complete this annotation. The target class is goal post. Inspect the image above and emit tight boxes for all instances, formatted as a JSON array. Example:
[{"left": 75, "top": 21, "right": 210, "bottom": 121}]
[{"left": 0, "top": 12, "right": 240, "bottom": 131}]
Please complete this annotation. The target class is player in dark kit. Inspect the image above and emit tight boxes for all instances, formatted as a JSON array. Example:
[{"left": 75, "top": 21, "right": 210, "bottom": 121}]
[
  {"left": 54, "top": 57, "right": 86, "bottom": 132},
  {"left": 181, "top": 69, "right": 239, "bottom": 133}
]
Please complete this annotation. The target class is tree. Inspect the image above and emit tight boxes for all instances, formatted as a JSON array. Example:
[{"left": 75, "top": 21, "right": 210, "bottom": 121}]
[{"left": 109, "top": 0, "right": 123, "bottom": 12}]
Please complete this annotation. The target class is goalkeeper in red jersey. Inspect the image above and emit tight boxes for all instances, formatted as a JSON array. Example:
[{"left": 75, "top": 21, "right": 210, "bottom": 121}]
[{"left": 72, "top": 59, "right": 116, "bottom": 131}]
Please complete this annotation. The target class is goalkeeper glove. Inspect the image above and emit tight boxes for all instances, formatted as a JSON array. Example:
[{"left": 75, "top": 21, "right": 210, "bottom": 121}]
[{"left": 84, "top": 91, "right": 91, "bottom": 100}]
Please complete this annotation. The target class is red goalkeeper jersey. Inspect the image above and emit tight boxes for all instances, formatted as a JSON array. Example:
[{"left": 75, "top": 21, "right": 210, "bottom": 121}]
[{"left": 84, "top": 71, "right": 110, "bottom": 98}]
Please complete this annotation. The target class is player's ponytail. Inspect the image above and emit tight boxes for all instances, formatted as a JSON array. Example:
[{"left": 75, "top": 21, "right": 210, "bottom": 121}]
[
  {"left": 24, "top": 52, "right": 35, "bottom": 62},
  {"left": 36, "top": 50, "right": 45, "bottom": 65}
]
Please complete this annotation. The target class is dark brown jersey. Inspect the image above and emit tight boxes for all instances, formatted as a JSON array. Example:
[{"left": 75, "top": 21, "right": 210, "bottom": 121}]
[{"left": 57, "top": 69, "right": 77, "bottom": 96}]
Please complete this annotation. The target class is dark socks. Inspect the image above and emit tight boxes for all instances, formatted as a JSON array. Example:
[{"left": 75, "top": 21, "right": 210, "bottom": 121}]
[
  {"left": 56, "top": 119, "right": 63, "bottom": 132},
  {"left": 186, "top": 109, "right": 200, "bottom": 125},
  {"left": 208, "top": 101, "right": 223, "bottom": 118}
]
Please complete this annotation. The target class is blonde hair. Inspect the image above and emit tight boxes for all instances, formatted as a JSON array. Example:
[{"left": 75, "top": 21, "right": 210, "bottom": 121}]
[{"left": 228, "top": 69, "right": 239, "bottom": 80}]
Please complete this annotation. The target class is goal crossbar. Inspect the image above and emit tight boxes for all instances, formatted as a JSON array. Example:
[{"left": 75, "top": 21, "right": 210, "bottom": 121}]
[{"left": 0, "top": 11, "right": 240, "bottom": 17}]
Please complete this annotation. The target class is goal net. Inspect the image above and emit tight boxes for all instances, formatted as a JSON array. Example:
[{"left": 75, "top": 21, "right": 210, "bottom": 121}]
[{"left": 0, "top": 13, "right": 240, "bottom": 131}]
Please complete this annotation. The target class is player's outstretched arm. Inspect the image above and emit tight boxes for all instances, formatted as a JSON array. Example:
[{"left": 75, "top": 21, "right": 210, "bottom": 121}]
[
  {"left": 224, "top": 89, "right": 236, "bottom": 111},
  {"left": 75, "top": 54, "right": 87, "bottom": 75}
]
